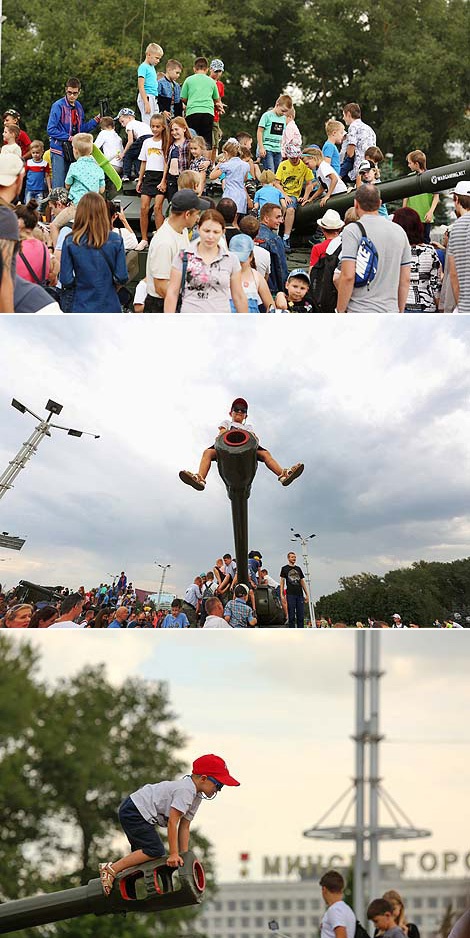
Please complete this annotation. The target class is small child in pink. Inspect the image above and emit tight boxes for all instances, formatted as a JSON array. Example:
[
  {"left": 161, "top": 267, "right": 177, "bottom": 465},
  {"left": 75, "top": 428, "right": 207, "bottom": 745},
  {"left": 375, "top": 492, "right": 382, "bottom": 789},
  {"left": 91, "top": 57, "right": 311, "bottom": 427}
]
[{"left": 281, "top": 107, "right": 302, "bottom": 159}]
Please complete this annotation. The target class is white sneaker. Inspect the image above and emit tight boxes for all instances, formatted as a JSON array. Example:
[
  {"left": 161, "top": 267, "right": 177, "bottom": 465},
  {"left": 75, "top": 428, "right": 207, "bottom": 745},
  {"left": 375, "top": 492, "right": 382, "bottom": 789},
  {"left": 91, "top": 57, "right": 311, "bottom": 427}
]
[{"left": 136, "top": 239, "right": 148, "bottom": 251}]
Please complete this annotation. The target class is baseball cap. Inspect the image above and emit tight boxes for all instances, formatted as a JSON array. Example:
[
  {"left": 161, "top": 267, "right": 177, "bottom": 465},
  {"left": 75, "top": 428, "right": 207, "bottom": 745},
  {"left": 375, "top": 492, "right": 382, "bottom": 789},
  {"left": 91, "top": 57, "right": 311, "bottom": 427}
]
[
  {"left": 48, "top": 186, "right": 69, "bottom": 205},
  {"left": 192, "top": 754, "right": 240, "bottom": 786},
  {"left": 0, "top": 151, "right": 24, "bottom": 187},
  {"left": 452, "top": 181, "right": 470, "bottom": 196},
  {"left": 229, "top": 233, "right": 254, "bottom": 262},
  {"left": 210, "top": 58, "right": 225, "bottom": 72},
  {"left": 231, "top": 397, "right": 248, "bottom": 412},
  {"left": 317, "top": 208, "right": 345, "bottom": 230},
  {"left": 170, "top": 189, "right": 210, "bottom": 212},
  {"left": 392, "top": 613, "right": 401, "bottom": 619},
  {"left": 287, "top": 268, "right": 310, "bottom": 284},
  {"left": 3, "top": 108, "right": 21, "bottom": 120},
  {"left": 358, "top": 159, "right": 374, "bottom": 174},
  {"left": 285, "top": 143, "right": 302, "bottom": 159},
  {"left": 114, "top": 107, "right": 135, "bottom": 119}
]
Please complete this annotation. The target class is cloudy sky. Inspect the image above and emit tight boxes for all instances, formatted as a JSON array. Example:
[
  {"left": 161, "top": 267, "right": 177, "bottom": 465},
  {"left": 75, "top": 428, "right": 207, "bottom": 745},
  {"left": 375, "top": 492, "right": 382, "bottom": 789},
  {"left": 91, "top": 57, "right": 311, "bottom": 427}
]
[
  {"left": 0, "top": 316, "right": 470, "bottom": 598},
  {"left": 5, "top": 631, "right": 470, "bottom": 882}
]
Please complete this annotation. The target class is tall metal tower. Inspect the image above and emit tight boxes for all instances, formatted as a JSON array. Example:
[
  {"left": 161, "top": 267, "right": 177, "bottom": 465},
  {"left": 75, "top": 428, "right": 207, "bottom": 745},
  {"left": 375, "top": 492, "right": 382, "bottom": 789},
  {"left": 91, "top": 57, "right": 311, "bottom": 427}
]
[
  {"left": 303, "top": 633, "right": 431, "bottom": 923},
  {"left": 0, "top": 398, "right": 100, "bottom": 503}
]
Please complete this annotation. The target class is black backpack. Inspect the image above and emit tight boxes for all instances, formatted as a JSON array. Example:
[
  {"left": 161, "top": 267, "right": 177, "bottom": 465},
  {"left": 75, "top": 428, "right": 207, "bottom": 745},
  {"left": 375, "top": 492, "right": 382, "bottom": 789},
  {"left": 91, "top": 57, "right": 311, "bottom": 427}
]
[
  {"left": 355, "top": 921, "right": 370, "bottom": 938},
  {"left": 309, "top": 242, "right": 342, "bottom": 313}
]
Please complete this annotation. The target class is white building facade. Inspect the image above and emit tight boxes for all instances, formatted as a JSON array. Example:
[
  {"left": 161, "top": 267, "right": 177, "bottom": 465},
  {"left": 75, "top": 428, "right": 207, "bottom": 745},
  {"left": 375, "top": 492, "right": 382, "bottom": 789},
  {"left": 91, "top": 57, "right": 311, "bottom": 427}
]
[{"left": 197, "top": 866, "right": 470, "bottom": 938}]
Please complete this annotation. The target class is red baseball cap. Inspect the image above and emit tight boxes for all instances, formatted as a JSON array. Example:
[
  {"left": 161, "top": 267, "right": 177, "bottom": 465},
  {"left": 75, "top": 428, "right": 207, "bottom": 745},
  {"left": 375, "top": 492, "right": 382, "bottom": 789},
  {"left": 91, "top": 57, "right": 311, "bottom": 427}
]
[
  {"left": 192, "top": 754, "right": 240, "bottom": 786},
  {"left": 231, "top": 398, "right": 248, "bottom": 412}
]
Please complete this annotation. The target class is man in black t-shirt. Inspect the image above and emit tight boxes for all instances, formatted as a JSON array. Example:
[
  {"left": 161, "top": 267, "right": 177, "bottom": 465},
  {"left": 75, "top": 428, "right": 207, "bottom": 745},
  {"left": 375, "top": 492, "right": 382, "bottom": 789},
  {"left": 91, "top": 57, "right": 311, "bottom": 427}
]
[{"left": 279, "top": 551, "right": 309, "bottom": 629}]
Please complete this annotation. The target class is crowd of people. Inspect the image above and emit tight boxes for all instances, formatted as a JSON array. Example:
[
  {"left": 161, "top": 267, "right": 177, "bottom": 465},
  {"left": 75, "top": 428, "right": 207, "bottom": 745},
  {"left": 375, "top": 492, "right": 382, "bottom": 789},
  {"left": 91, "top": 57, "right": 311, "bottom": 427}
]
[
  {"left": 1, "top": 47, "right": 468, "bottom": 313},
  {"left": 317, "top": 871, "right": 423, "bottom": 938},
  {"left": 1, "top": 562, "right": 465, "bottom": 629}
]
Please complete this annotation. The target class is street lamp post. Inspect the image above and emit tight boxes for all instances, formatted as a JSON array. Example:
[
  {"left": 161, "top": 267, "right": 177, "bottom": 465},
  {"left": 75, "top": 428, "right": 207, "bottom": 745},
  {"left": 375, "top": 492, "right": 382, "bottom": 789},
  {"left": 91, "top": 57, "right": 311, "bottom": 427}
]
[
  {"left": 290, "top": 528, "right": 316, "bottom": 627},
  {"left": 0, "top": 0, "right": 5, "bottom": 87},
  {"left": 0, "top": 398, "right": 100, "bottom": 503},
  {"left": 154, "top": 562, "right": 171, "bottom": 608}
]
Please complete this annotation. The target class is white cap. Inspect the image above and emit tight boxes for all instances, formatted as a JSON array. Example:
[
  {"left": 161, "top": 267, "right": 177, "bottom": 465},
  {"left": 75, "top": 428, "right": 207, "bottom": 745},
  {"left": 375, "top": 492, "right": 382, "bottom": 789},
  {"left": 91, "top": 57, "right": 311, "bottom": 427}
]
[
  {"left": 452, "top": 181, "right": 470, "bottom": 196},
  {"left": 0, "top": 151, "right": 24, "bottom": 186},
  {"left": 392, "top": 613, "right": 401, "bottom": 619}
]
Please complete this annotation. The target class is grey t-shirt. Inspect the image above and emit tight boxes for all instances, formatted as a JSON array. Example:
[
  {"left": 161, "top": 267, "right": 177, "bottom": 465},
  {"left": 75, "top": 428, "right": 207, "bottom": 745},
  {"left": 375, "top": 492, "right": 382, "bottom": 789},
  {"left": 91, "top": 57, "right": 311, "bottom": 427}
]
[
  {"left": 447, "top": 213, "right": 470, "bottom": 314},
  {"left": 130, "top": 776, "right": 202, "bottom": 826},
  {"left": 340, "top": 214, "right": 412, "bottom": 313}
]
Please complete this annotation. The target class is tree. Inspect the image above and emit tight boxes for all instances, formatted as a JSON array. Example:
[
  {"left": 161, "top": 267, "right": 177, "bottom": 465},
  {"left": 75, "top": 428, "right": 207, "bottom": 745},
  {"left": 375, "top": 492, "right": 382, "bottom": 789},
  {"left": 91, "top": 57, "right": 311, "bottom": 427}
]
[
  {"left": 0, "top": 640, "right": 215, "bottom": 938},
  {"left": 2, "top": 0, "right": 469, "bottom": 164},
  {"left": 317, "top": 556, "right": 470, "bottom": 624},
  {"left": 0, "top": 636, "right": 46, "bottom": 897}
]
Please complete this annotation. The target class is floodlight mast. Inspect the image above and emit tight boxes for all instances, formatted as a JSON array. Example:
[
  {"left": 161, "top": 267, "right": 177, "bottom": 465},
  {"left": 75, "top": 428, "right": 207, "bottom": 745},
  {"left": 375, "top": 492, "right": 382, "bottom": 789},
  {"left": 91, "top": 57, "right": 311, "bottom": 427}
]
[
  {"left": 303, "top": 633, "right": 431, "bottom": 925},
  {"left": 155, "top": 562, "right": 171, "bottom": 607},
  {"left": 290, "top": 528, "right": 316, "bottom": 627},
  {"left": 0, "top": 399, "right": 100, "bottom": 503}
]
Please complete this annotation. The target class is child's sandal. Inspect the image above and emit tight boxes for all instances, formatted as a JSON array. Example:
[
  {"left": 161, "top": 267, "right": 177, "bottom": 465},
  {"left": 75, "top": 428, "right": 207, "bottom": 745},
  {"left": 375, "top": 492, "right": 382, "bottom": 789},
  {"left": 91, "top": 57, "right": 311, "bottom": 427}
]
[
  {"left": 99, "top": 862, "right": 117, "bottom": 896},
  {"left": 179, "top": 470, "right": 206, "bottom": 491},
  {"left": 278, "top": 463, "right": 304, "bottom": 486}
]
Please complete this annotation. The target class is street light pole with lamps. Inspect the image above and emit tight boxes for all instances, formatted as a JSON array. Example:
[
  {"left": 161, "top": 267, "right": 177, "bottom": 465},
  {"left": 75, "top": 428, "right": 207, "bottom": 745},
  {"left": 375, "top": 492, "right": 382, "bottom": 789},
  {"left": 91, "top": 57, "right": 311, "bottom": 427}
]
[
  {"left": 154, "top": 561, "right": 171, "bottom": 608},
  {"left": 290, "top": 528, "right": 316, "bottom": 627},
  {"left": 0, "top": 398, "right": 100, "bottom": 503}
]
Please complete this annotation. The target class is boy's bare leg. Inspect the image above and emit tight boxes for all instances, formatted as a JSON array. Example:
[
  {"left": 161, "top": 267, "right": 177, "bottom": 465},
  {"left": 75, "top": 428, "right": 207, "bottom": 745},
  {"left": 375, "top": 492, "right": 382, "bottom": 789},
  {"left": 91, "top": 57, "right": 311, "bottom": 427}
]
[
  {"left": 179, "top": 448, "right": 216, "bottom": 490},
  {"left": 284, "top": 206, "right": 295, "bottom": 238},
  {"left": 111, "top": 850, "right": 157, "bottom": 874},
  {"left": 258, "top": 449, "right": 283, "bottom": 477},
  {"left": 198, "top": 447, "right": 217, "bottom": 479}
]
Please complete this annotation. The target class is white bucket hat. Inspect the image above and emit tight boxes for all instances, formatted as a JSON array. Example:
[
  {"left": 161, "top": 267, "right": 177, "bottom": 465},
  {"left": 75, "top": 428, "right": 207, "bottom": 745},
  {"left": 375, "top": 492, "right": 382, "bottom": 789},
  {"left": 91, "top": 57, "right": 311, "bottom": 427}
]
[{"left": 317, "top": 208, "right": 345, "bottom": 230}]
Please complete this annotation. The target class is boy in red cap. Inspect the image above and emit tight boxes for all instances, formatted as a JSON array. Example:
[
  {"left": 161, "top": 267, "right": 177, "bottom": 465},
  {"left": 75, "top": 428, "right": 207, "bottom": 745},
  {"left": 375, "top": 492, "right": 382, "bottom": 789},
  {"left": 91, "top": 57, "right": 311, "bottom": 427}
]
[
  {"left": 99, "top": 754, "right": 239, "bottom": 895},
  {"left": 179, "top": 398, "right": 304, "bottom": 490}
]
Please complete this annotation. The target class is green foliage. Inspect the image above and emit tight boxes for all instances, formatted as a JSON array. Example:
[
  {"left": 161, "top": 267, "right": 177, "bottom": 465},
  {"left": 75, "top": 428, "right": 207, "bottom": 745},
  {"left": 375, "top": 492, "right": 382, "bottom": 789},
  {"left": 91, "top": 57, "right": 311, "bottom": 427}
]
[
  {"left": 0, "top": 640, "right": 215, "bottom": 938},
  {"left": 317, "top": 556, "right": 470, "bottom": 625},
  {"left": 2, "top": 0, "right": 469, "bottom": 166}
]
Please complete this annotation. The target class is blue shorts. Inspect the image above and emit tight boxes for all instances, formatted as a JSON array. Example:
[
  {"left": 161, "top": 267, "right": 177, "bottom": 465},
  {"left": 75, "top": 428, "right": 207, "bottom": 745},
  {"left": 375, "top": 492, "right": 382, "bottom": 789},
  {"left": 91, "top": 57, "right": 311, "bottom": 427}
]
[
  {"left": 286, "top": 195, "right": 298, "bottom": 208},
  {"left": 119, "top": 796, "right": 166, "bottom": 858}
]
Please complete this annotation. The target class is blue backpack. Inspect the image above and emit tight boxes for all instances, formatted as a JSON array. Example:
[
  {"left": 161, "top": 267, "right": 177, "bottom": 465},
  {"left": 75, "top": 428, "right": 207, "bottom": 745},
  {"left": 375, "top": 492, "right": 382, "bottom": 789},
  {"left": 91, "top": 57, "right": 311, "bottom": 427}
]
[{"left": 354, "top": 221, "right": 379, "bottom": 288}]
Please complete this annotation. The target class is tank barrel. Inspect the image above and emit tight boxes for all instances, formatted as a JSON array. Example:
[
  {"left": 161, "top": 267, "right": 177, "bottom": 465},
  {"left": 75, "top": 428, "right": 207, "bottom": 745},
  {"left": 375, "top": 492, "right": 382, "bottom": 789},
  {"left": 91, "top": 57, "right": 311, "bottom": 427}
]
[
  {"left": 229, "top": 490, "right": 249, "bottom": 588},
  {"left": 0, "top": 851, "right": 205, "bottom": 934},
  {"left": 0, "top": 881, "right": 105, "bottom": 932},
  {"left": 215, "top": 429, "right": 259, "bottom": 588},
  {"left": 294, "top": 158, "right": 470, "bottom": 234}
]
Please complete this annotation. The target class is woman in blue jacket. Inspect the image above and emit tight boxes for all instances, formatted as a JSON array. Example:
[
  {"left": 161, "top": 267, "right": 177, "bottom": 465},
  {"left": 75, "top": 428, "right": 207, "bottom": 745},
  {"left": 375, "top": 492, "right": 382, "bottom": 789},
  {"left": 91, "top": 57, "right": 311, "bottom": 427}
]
[{"left": 60, "top": 193, "right": 129, "bottom": 313}]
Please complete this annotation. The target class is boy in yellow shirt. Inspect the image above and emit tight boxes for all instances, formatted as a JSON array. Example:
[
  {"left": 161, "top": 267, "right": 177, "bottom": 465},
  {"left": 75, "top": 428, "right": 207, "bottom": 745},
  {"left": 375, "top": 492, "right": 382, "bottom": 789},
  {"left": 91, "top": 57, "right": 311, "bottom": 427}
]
[{"left": 274, "top": 143, "right": 315, "bottom": 252}]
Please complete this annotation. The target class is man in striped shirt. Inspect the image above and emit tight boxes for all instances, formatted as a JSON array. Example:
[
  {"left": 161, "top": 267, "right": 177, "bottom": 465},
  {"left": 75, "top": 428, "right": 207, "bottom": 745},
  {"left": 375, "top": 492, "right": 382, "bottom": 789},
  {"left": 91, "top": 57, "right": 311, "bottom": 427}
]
[{"left": 447, "top": 181, "right": 470, "bottom": 314}]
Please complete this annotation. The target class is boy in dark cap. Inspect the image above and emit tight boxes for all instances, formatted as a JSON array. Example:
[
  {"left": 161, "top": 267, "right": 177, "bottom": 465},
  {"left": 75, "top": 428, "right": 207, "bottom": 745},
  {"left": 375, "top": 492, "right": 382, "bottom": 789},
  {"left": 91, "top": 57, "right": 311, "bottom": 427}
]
[
  {"left": 276, "top": 268, "right": 314, "bottom": 312},
  {"left": 179, "top": 398, "right": 304, "bottom": 490}
]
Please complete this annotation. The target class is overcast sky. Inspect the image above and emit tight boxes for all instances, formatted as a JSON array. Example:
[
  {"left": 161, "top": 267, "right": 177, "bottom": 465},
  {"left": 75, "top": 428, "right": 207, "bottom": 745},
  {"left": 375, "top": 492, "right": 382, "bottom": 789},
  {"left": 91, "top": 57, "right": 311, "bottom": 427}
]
[
  {"left": 6, "top": 631, "right": 470, "bottom": 882},
  {"left": 0, "top": 316, "right": 470, "bottom": 598}
]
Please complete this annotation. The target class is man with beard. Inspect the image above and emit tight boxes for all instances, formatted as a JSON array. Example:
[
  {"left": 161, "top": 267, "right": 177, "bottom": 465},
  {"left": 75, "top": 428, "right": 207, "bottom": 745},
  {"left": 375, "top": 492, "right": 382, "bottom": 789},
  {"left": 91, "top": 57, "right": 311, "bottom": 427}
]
[{"left": 280, "top": 550, "right": 309, "bottom": 629}]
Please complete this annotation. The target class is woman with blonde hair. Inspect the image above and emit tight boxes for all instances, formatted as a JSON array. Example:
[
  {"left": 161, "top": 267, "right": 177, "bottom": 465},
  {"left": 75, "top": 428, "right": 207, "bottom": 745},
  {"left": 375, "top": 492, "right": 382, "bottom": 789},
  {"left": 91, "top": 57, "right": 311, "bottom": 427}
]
[
  {"left": 3, "top": 604, "right": 34, "bottom": 628},
  {"left": 379, "top": 891, "right": 420, "bottom": 938},
  {"left": 59, "top": 192, "right": 128, "bottom": 312}
]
